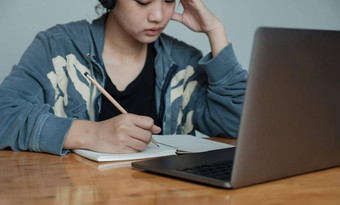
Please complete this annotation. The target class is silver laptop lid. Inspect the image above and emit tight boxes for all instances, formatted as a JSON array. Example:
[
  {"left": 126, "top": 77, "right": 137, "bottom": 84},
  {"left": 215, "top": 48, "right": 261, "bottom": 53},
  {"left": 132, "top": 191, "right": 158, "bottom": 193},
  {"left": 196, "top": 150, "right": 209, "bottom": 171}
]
[{"left": 231, "top": 27, "right": 340, "bottom": 188}]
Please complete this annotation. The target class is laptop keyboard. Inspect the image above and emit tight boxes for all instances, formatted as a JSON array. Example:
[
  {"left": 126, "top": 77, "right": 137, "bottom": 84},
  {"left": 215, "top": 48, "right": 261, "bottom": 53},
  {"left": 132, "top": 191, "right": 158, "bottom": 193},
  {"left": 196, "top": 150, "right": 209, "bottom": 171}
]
[{"left": 176, "top": 160, "right": 233, "bottom": 181}]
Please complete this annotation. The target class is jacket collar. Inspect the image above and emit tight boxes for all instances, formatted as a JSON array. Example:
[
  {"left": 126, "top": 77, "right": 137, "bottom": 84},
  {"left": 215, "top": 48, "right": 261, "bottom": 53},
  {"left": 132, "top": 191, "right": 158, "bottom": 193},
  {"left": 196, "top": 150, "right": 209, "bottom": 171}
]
[
  {"left": 87, "top": 14, "right": 177, "bottom": 82},
  {"left": 88, "top": 14, "right": 107, "bottom": 65}
]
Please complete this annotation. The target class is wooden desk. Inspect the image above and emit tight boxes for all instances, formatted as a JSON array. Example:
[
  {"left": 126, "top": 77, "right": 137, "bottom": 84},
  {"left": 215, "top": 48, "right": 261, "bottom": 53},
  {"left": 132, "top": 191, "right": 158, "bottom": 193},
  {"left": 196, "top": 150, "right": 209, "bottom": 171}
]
[{"left": 1, "top": 139, "right": 340, "bottom": 205}]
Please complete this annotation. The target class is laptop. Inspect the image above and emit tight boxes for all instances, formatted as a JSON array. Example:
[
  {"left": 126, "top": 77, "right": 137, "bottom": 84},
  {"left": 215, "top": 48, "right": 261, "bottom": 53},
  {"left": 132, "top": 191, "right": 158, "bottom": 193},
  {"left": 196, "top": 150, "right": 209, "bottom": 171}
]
[{"left": 132, "top": 27, "right": 340, "bottom": 188}]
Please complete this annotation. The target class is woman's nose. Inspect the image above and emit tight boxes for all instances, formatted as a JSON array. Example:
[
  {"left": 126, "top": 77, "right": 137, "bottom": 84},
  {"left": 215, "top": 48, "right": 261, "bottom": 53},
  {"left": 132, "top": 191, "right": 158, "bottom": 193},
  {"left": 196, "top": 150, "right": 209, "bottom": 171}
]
[{"left": 148, "top": 3, "right": 164, "bottom": 22}]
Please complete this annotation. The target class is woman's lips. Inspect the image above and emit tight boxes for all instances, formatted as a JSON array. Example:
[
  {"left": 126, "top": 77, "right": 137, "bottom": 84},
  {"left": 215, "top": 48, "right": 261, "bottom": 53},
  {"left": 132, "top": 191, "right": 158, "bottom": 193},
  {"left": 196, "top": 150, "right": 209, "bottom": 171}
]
[{"left": 144, "top": 27, "right": 162, "bottom": 36}]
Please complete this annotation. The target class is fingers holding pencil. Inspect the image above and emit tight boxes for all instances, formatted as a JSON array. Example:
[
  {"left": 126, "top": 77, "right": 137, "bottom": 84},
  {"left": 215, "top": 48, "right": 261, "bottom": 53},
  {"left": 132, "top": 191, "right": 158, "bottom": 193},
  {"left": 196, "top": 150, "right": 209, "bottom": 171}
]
[
  {"left": 93, "top": 114, "right": 160, "bottom": 154},
  {"left": 129, "top": 114, "right": 162, "bottom": 143}
]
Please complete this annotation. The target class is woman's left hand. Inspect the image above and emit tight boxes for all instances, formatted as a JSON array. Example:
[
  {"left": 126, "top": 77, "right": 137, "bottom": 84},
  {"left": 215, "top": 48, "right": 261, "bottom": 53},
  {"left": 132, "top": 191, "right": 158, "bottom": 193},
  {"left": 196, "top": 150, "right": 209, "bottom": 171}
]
[
  {"left": 171, "top": 0, "right": 222, "bottom": 34},
  {"left": 171, "top": 0, "right": 229, "bottom": 57}
]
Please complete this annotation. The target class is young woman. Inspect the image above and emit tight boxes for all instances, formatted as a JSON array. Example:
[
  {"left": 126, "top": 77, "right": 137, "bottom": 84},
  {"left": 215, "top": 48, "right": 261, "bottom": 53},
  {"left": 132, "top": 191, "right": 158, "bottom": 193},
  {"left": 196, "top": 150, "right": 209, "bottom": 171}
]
[{"left": 0, "top": 0, "right": 247, "bottom": 155}]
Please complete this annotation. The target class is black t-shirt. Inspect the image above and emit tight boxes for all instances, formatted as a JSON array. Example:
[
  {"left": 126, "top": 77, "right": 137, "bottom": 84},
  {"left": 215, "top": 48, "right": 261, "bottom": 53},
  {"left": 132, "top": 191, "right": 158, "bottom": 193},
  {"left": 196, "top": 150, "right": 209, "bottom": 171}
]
[{"left": 99, "top": 44, "right": 160, "bottom": 126}]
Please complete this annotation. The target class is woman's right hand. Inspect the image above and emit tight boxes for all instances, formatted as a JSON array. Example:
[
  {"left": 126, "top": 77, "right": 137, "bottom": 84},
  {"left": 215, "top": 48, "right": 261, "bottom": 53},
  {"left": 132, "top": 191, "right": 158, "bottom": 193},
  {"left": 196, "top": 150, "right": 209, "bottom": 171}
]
[{"left": 64, "top": 113, "right": 161, "bottom": 154}]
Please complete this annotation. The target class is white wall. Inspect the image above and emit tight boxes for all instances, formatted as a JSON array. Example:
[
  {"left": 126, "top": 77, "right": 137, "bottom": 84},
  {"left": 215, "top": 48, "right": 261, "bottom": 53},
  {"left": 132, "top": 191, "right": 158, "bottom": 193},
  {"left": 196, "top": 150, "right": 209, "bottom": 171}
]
[{"left": 1, "top": 0, "right": 340, "bottom": 83}]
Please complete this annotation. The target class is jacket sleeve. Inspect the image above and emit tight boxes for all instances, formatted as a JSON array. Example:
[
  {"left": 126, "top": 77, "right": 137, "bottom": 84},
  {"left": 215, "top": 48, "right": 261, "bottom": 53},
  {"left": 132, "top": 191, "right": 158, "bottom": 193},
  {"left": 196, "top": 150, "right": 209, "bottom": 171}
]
[
  {"left": 194, "top": 44, "right": 248, "bottom": 138},
  {"left": 0, "top": 32, "right": 74, "bottom": 155}
]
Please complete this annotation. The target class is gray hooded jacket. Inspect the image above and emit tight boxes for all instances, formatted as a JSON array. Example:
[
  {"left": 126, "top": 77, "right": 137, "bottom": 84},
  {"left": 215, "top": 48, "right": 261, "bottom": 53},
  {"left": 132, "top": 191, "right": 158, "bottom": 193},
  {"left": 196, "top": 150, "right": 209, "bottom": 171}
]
[{"left": 0, "top": 15, "right": 247, "bottom": 155}]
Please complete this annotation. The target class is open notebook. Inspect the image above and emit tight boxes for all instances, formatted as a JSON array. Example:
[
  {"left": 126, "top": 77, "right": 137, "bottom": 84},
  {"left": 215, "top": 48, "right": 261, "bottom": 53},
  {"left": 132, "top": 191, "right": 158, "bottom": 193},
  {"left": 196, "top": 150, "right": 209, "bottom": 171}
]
[{"left": 73, "top": 135, "right": 233, "bottom": 162}]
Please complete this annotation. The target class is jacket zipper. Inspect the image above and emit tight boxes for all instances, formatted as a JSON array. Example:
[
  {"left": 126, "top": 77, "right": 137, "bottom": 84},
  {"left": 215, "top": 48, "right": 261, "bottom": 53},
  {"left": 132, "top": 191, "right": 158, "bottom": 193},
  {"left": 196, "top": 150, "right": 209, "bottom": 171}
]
[
  {"left": 158, "top": 64, "right": 178, "bottom": 128},
  {"left": 86, "top": 53, "right": 97, "bottom": 121}
]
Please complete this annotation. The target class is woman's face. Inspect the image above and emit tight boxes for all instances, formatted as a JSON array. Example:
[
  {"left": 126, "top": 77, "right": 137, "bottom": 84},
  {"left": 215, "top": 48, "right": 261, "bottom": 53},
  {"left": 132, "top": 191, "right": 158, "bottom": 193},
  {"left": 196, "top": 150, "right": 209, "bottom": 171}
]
[{"left": 111, "top": 0, "right": 176, "bottom": 44}]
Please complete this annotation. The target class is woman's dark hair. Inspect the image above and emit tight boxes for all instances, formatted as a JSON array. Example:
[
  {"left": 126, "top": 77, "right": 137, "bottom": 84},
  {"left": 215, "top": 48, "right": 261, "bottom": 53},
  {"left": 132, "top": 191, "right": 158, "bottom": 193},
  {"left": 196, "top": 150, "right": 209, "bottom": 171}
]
[{"left": 98, "top": 0, "right": 116, "bottom": 10}]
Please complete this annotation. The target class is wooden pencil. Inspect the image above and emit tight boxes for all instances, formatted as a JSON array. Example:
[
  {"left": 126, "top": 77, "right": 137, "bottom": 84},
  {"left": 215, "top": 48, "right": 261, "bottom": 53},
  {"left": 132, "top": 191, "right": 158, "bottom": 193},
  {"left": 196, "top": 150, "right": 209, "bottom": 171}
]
[{"left": 84, "top": 72, "right": 159, "bottom": 147}]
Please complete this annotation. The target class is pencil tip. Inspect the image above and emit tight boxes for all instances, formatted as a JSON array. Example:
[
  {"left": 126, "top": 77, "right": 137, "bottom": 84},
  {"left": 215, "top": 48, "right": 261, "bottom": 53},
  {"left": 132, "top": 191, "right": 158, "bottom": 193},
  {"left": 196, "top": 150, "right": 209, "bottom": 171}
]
[{"left": 84, "top": 72, "right": 89, "bottom": 76}]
